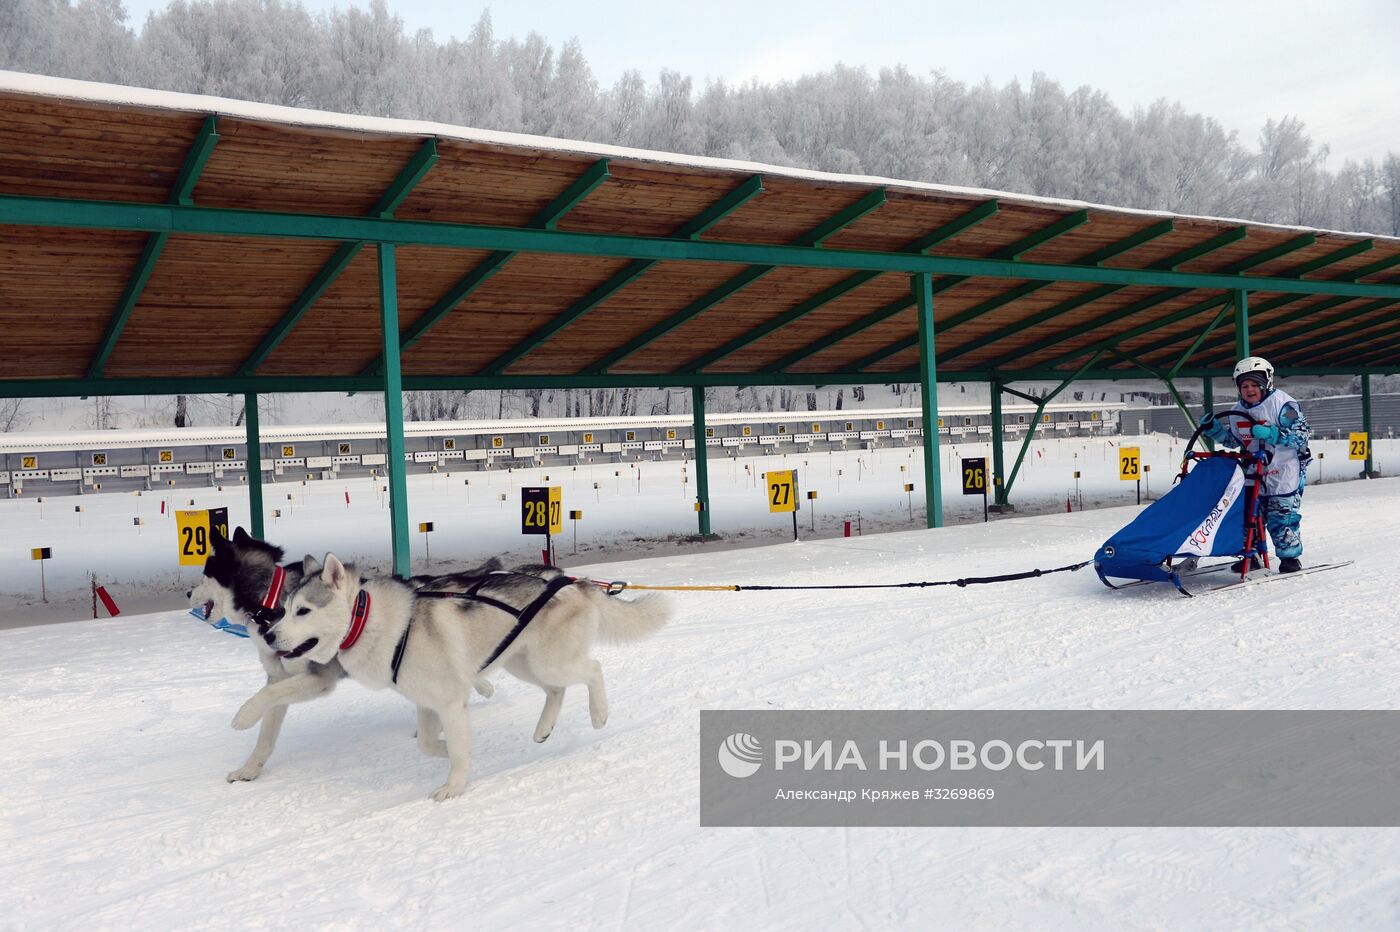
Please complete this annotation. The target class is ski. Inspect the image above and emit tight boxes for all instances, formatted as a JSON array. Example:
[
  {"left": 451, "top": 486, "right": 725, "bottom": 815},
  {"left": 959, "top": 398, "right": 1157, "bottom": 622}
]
[
  {"left": 1111, "top": 561, "right": 1241, "bottom": 590},
  {"left": 1201, "top": 560, "right": 1355, "bottom": 594}
]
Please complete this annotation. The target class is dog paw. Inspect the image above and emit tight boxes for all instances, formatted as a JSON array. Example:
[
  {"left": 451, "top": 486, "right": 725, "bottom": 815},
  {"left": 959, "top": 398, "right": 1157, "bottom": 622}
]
[
  {"left": 591, "top": 712, "right": 608, "bottom": 729},
  {"left": 231, "top": 700, "right": 264, "bottom": 730},
  {"left": 227, "top": 765, "right": 263, "bottom": 782},
  {"left": 430, "top": 783, "right": 466, "bottom": 801},
  {"left": 533, "top": 729, "right": 552, "bottom": 744},
  {"left": 472, "top": 678, "right": 495, "bottom": 699}
]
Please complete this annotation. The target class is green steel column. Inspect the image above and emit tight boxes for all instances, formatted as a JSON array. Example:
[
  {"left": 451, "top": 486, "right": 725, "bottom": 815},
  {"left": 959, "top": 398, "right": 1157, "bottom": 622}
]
[
  {"left": 244, "top": 393, "right": 264, "bottom": 539},
  {"left": 691, "top": 385, "right": 712, "bottom": 535},
  {"left": 379, "top": 244, "right": 411, "bottom": 575},
  {"left": 1361, "top": 373, "right": 1374, "bottom": 477},
  {"left": 913, "top": 273, "right": 944, "bottom": 528},
  {"left": 1234, "top": 289, "right": 1250, "bottom": 359},
  {"left": 1202, "top": 376, "right": 1215, "bottom": 451},
  {"left": 989, "top": 379, "right": 1006, "bottom": 506}
]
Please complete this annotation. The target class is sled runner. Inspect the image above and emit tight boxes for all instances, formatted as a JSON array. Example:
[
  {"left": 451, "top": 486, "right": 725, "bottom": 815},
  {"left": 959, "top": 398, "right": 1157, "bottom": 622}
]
[{"left": 1095, "top": 412, "right": 1272, "bottom": 597}]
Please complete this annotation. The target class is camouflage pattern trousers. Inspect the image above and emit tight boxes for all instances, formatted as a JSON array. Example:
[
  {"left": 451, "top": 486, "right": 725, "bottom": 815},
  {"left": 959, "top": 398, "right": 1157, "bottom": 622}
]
[{"left": 1263, "top": 491, "right": 1303, "bottom": 559}]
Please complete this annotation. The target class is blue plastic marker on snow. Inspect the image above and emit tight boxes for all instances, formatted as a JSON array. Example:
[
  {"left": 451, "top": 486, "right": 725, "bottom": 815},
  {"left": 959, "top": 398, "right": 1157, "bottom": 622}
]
[{"left": 189, "top": 607, "right": 249, "bottom": 638}]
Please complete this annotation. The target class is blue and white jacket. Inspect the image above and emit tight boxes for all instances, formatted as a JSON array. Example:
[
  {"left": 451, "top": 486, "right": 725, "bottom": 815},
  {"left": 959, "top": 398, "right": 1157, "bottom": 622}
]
[{"left": 1204, "top": 388, "right": 1311, "bottom": 497}]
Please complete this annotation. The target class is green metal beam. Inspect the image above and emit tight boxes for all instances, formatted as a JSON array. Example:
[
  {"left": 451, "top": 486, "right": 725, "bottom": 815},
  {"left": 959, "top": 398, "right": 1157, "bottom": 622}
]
[
  {"left": 1297, "top": 313, "right": 1400, "bottom": 366},
  {"left": 239, "top": 138, "right": 441, "bottom": 376},
  {"left": 484, "top": 175, "right": 764, "bottom": 375},
  {"left": 1280, "top": 239, "right": 1373, "bottom": 278},
  {"left": 244, "top": 392, "right": 264, "bottom": 539},
  {"left": 358, "top": 158, "right": 611, "bottom": 377},
  {"left": 692, "top": 385, "right": 711, "bottom": 535},
  {"left": 1234, "top": 290, "right": 1250, "bottom": 359},
  {"left": 1361, "top": 373, "right": 1374, "bottom": 476},
  {"left": 1039, "top": 294, "right": 1233, "bottom": 370},
  {"left": 1134, "top": 292, "right": 1307, "bottom": 364},
  {"left": 87, "top": 115, "right": 220, "bottom": 378},
  {"left": 1167, "top": 301, "right": 1233, "bottom": 378},
  {"left": 773, "top": 293, "right": 927, "bottom": 372},
  {"left": 1000, "top": 350, "right": 1106, "bottom": 503},
  {"left": 5, "top": 194, "right": 1396, "bottom": 300},
  {"left": 1048, "top": 235, "right": 1346, "bottom": 372},
  {"left": 935, "top": 220, "right": 1176, "bottom": 365},
  {"left": 989, "top": 381, "right": 1006, "bottom": 505},
  {"left": 1111, "top": 349, "right": 1195, "bottom": 428},
  {"left": 1193, "top": 295, "right": 1365, "bottom": 367},
  {"left": 585, "top": 188, "right": 889, "bottom": 373},
  {"left": 379, "top": 243, "right": 411, "bottom": 577},
  {"left": 824, "top": 211, "right": 1100, "bottom": 372},
  {"left": 976, "top": 227, "right": 1251, "bottom": 369},
  {"left": 765, "top": 203, "right": 1001, "bottom": 371},
  {"left": 913, "top": 272, "right": 943, "bottom": 528},
  {"left": 1204, "top": 297, "right": 1395, "bottom": 367}
]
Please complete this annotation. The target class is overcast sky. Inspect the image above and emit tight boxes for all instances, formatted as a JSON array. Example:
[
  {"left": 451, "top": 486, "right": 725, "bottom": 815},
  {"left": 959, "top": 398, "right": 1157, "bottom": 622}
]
[{"left": 119, "top": 0, "right": 1399, "bottom": 166}]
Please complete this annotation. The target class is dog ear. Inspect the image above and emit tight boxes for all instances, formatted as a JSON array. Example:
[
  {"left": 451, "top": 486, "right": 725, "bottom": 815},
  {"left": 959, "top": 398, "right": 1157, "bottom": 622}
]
[
  {"left": 321, "top": 553, "right": 348, "bottom": 592},
  {"left": 233, "top": 526, "right": 253, "bottom": 546},
  {"left": 302, "top": 554, "right": 322, "bottom": 576}
]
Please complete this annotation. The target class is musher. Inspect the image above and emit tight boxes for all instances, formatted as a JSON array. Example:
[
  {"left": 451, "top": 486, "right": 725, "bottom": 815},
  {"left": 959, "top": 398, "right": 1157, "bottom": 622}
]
[{"left": 1197, "top": 356, "right": 1311, "bottom": 573}]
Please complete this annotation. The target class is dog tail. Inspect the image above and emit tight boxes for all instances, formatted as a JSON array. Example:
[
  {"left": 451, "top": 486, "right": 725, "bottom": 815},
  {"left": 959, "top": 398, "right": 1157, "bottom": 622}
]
[{"left": 585, "top": 585, "right": 671, "bottom": 643}]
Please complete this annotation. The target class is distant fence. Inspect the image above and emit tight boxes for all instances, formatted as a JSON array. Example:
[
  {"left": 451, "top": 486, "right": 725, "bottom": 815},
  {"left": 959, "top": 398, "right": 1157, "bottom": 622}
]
[{"left": 1122, "top": 393, "right": 1400, "bottom": 438}]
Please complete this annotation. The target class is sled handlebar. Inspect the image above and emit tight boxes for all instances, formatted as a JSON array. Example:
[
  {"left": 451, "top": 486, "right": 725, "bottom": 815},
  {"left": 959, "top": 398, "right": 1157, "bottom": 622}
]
[{"left": 1182, "top": 409, "right": 1262, "bottom": 460}]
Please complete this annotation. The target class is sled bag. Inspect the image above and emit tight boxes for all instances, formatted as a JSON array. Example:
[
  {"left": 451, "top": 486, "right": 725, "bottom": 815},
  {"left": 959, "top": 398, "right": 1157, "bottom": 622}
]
[{"left": 1095, "top": 456, "right": 1251, "bottom": 585}]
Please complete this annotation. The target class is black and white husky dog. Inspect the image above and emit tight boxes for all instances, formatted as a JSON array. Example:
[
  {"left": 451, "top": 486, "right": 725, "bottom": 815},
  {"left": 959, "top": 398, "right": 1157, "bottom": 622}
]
[
  {"left": 187, "top": 528, "right": 504, "bottom": 782},
  {"left": 258, "top": 553, "right": 670, "bottom": 800}
]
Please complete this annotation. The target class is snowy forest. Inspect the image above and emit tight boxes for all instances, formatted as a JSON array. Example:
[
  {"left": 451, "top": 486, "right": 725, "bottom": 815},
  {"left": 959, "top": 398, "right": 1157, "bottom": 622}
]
[{"left": 1, "top": 0, "right": 1396, "bottom": 428}]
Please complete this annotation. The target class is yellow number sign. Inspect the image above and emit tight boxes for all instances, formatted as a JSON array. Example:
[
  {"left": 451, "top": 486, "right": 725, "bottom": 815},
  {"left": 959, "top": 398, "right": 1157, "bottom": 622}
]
[
  {"left": 175, "top": 507, "right": 228, "bottom": 567},
  {"left": 492, "top": 437, "right": 504, "bottom": 449},
  {"left": 222, "top": 447, "right": 237, "bottom": 460},
  {"left": 521, "top": 487, "right": 562, "bottom": 535},
  {"left": 1349, "top": 432, "right": 1369, "bottom": 461},
  {"left": 158, "top": 450, "right": 174, "bottom": 463},
  {"left": 1119, "top": 447, "right": 1141, "bottom": 480},
  {"left": 280, "top": 446, "right": 295, "bottom": 458},
  {"left": 766, "top": 470, "right": 798, "bottom": 513},
  {"left": 666, "top": 429, "right": 677, "bottom": 440},
  {"left": 92, "top": 453, "right": 107, "bottom": 466},
  {"left": 742, "top": 426, "right": 752, "bottom": 437},
  {"left": 21, "top": 455, "right": 37, "bottom": 469},
  {"left": 811, "top": 423, "right": 821, "bottom": 434},
  {"left": 582, "top": 433, "right": 594, "bottom": 444}
]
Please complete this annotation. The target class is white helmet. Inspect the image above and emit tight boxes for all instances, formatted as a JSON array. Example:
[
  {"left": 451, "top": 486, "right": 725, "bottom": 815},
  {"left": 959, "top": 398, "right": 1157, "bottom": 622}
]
[{"left": 1233, "top": 356, "right": 1274, "bottom": 393}]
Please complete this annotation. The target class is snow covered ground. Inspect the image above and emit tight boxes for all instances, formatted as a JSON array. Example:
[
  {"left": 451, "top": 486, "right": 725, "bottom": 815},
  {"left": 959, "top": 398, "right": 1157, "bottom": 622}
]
[{"left": 2, "top": 434, "right": 1399, "bottom": 928}]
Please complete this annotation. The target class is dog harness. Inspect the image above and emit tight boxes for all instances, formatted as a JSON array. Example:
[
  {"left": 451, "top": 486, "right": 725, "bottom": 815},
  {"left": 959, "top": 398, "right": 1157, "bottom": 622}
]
[{"left": 408, "top": 574, "right": 577, "bottom": 680}]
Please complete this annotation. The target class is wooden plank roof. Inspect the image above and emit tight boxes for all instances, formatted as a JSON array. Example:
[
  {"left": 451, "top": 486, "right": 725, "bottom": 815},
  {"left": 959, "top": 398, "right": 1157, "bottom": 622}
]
[{"left": 0, "top": 72, "right": 1397, "bottom": 396}]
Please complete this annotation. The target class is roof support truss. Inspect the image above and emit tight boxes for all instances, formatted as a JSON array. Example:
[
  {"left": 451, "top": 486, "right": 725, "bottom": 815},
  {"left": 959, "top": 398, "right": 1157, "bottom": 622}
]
[
  {"left": 685, "top": 200, "right": 1003, "bottom": 371},
  {"left": 238, "top": 138, "right": 441, "bottom": 376},
  {"left": 975, "top": 227, "right": 1251, "bottom": 369},
  {"left": 935, "top": 219, "right": 1177, "bottom": 366},
  {"left": 2, "top": 196, "right": 1396, "bottom": 301},
  {"left": 482, "top": 174, "right": 764, "bottom": 375},
  {"left": 86, "top": 115, "right": 220, "bottom": 378},
  {"left": 584, "top": 188, "right": 889, "bottom": 373},
  {"left": 357, "top": 158, "right": 611, "bottom": 378},
  {"left": 824, "top": 210, "right": 1097, "bottom": 372}
]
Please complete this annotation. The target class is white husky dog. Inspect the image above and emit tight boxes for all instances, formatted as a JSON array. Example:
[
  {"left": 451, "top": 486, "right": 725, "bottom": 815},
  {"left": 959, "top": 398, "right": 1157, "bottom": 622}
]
[
  {"left": 188, "top": 528, "right": 505, "bottom": 782},
  {"left": 253, "top": 553, "right": 670, "bottom": 800}
]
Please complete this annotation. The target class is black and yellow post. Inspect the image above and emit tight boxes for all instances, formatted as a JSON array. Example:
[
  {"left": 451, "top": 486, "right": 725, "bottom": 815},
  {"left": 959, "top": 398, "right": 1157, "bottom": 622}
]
[
  {"left": 31, "top": 547, "right": 51, "bottom": 602},
  {"left": 522, "top": 486, "right": 563, "bottom": 564},
  {"left": 962, "top": 456, "right": 988, "bottom": 522},
  {"left": 766, "top": 469, "right": 799, "bottom": 541},
  {"left": 418, "top": 521, "right": 434, "bottom": 563}
]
